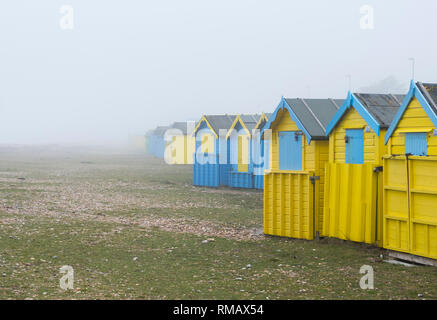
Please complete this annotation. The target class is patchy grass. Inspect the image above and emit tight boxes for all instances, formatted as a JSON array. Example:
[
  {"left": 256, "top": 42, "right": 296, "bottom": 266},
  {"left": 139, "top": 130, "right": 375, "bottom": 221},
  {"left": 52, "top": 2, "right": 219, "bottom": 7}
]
[{"left": 0, "top": 146, "right": 436, "bottom": 300}]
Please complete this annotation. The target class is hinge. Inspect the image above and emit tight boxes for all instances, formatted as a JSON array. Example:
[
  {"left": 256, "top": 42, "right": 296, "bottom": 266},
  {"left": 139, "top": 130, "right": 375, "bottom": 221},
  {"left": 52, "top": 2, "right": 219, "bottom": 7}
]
[{"left": 309, "top": 176, "right": 320, "bottom": 184}]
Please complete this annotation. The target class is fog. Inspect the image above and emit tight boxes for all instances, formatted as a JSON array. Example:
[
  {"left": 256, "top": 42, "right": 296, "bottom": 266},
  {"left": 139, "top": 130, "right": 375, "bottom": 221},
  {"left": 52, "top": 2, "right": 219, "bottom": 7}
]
[{"left": 0, "top": 0, "right": 435, "bottom": 145}]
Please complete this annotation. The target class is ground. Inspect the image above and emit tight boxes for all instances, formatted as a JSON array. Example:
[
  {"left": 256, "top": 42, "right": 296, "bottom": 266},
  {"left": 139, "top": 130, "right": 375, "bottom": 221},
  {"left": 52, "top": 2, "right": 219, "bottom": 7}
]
[{"left": 0, "top": 145, "right": 436, "bottom": 300}]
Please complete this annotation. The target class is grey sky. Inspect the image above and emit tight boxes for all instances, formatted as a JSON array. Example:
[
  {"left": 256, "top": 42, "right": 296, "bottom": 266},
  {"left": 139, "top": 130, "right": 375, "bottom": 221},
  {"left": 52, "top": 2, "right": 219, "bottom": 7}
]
[{"left": 0, "top": 0, "right": 435, "bottom": 144}]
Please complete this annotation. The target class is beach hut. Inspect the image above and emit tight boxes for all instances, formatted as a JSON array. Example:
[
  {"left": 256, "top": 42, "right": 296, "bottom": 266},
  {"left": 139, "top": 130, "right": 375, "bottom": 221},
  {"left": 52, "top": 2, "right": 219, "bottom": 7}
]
[
  {"left": 253, "top": 112, "right": 272, "bottom": 189},
  {"left": 323, "top": 92, "right": 403, "bottom": 246},
  {"left": 165, "top": 121, "right": 196, "bottom": 164},
  {"left": 148, "top": 126, "right": 170, "bottom": 159},
  {"left": 193, "top": 114, "right": 236, "bottom": 187},
  {"left": 146, "top": 128, "right": 158, "bottom": 157},
  {"left": 263, "top": 97, "right": 343, "bottom": 240},
  {"left": 226, "top": 114, "right": 262, "bottom": 189},
  {"left": 383, "top": 81, "right": 437, "bottom": 260}
]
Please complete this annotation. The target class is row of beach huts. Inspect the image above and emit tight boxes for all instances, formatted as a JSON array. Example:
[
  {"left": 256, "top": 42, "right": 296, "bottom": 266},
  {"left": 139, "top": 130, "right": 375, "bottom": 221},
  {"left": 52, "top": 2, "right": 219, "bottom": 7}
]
[{"left": 146, "top": 81, "right": 437, "bottom": 263}]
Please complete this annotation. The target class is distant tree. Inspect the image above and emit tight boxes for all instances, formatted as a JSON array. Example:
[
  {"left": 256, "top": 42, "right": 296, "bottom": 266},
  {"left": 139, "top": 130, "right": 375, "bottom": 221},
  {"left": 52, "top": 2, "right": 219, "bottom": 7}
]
[{"left": 358, "top": 76, "right": 408, "bottom": 94}]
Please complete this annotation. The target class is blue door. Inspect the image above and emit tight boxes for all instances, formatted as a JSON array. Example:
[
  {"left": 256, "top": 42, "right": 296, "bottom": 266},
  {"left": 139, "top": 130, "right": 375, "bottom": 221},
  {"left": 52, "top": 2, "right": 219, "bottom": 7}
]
[
  {"left": 405, "top": 132, "right": 428, "bottom": 156},
  {"left": 278, "top": 131, "right": 302, "bottom": 170},
  {"left": 345, "top": 129, "right": 364, "bottom": 164}
]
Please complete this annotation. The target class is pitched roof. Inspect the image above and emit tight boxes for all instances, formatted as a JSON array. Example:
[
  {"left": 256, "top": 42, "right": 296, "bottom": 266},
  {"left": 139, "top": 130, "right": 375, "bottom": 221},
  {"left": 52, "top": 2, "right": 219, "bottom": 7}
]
[
  {"left": 326, "top": 92, "right": 404, "bottom": 136},
  {"left": 353, "top": 93, "right": 405, "bottom": 128},
  {"left": 263, "top": 98, "right": 344, "bottom": 142},
  {"left": 385, "top": 81, "right": 437, "bottom": 144},
  {"left": 202, "top": 114, "right": 237, "bottom": 135},
  {"left": 226, "top": 114, "right": 262, "bottom": 138},
  {"left": 283, "top": 98, "right": 345, "bottom": 139},
  {"left": 239, "top": 114, "right": 262, "bottom": 131}
]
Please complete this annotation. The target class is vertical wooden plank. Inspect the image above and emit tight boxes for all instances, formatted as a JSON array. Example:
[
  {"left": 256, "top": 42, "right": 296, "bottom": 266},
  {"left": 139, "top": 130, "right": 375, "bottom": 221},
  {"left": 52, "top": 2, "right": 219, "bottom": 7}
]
[
  {"left": 329, "top": 137, "right": 334, "bottom": 163},
  {"left": 345, "top": 164, "right": 353, "bottom": 240},
  {"left": 382, "top": 158, "right": 387, "bottom": 248},
  {"left": 272, "top": 173, "right": 277, "bottom": 234},
  {"left": 314, "top": 143, "right": 320, "bottom": 234},
  {"left": 296, "top": 174, "right": 302, "bottom": 238},
  {"left": 358, "top": 165, "right": 366, "bottom": 243},
  {"left": 323, "top": 163, "right": 331, "bottom": 237},
  {"left": 309, "top": 173, "right": 314, "bottom": 240},
  {"left": 263, "top": 174, "right": 269, "bottom": 234},
  {"left": 280, "top": 174, "right": 285, "bottom": 236},
  {"left": 407, "top": 157, "right": 412, "bottom": 252},
  {"left": 425, "top": 224, "right": 430, "bottom": 258},
  {"left": 376, "top": 160, "right": 384, "bottom": 247},
  {"left": 368, "top": 164, "right": 377, "bottom": 244},
  {"left": 288, "top": 173, "right": 293, "bottom": 238},
  {"left": 333, "top": 163, "right": 341, "bottom": 237},
  {"left": 397, "top": 220, "right": 401, "bottom": 250}
]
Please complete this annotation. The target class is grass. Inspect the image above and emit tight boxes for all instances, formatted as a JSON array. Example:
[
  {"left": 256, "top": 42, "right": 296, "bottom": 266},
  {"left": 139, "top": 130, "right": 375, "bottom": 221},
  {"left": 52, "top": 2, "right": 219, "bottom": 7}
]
[{"left": 0, "top": 146, "right": 436, "bottom": 300}]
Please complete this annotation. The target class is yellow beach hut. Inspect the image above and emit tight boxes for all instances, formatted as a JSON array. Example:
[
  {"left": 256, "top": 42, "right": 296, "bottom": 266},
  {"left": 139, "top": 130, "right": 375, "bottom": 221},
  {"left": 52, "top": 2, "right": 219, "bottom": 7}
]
[
  {"left": 383, "top": 81, "right": 437, "bottom": 260},
  {"left": 323, "top": 92, "right": 404, "bottom": 246},
  {"left": 262, "top": 97, "right": 343, "bottom": 240}
]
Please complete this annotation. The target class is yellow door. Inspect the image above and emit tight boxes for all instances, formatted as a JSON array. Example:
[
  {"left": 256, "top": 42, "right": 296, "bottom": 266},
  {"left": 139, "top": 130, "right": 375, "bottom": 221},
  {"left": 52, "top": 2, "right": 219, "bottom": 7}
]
[
  {"left": 383, "top": 156, "right": 437, "bottom": 259},
  {"left": 323, "top": 163, "right": 379, "bottom": 245},
  {"left": 264, "top": 171, "right": 315, "bottom": 240},
  {"left": 383, "top": 156, "right": 410, "bottom": 252}
]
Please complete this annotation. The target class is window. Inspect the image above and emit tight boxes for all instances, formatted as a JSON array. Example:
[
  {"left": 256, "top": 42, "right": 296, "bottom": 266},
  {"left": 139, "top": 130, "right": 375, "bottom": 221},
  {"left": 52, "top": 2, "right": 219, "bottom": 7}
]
[
  {"left": 345, "top": 129, "right": 364, "bottom": 164},
  {"left": 278, "top": 131, "right": 302, "bottom": 170},
  {"left": 405, "top": 132, "right": 427, "bottom": 156}
]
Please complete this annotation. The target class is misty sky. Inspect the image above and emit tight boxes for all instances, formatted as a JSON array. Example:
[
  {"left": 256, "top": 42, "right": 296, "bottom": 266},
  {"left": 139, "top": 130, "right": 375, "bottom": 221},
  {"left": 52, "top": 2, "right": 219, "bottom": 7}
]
[{"left": 0, "top": 0, "right": 436, "bottom": 145}]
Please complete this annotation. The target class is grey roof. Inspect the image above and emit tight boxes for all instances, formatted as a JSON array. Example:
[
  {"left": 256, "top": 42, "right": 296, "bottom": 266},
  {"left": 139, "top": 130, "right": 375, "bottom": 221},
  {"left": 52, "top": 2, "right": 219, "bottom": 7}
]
[
  {"left": 417, "top": 82, "right": 437, "bottom": 114},
  {"left": 203, "top": 114, "right": 237, "bottom": 134},
  {"left": 354, "top": 93, "right": 405, "bottom": 128},
  {"left": 170, "top": 121, "right": 197, "bottom": 135},
  {"left": 284, "top": 98, "right": 345, "bottom": 139},
  {"left": 238, "top": 114, "right": 262, "bottom": 131}
]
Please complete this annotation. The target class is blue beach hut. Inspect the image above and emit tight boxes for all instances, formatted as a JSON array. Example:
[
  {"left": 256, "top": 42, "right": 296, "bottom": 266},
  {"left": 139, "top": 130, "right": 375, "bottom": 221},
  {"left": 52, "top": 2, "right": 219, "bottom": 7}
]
[
  {"left": 193, "top": 114, "right": 236, "bottom": 187},
  {"left": 226, "top": 114, "right": 262, "bottom": 189}
]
